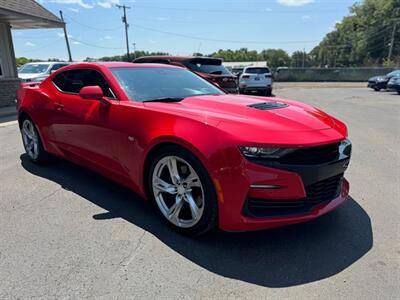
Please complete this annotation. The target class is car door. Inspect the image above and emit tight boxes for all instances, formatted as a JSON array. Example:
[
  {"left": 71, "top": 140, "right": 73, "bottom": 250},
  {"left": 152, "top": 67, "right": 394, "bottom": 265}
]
[{"left": 51, "top": 68, "right": 128, "bottom": 178}]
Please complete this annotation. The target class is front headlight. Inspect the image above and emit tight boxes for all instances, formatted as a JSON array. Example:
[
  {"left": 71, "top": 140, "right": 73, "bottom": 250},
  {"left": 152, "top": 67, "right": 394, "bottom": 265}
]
[
  {"left": 239, "top": 146, "right": 294, "bottom": 159},
  {"left": 377, "top": 77, "right": 387, "bottom": 82}
]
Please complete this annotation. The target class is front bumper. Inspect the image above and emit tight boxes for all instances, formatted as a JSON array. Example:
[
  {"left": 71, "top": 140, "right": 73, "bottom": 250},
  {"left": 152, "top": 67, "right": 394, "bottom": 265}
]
[
  {"left": 216, "top": 140, "right": 351, "bottom": 231},
  {"left": 387, "top": 83, "right": 400, "bottom": 91}
]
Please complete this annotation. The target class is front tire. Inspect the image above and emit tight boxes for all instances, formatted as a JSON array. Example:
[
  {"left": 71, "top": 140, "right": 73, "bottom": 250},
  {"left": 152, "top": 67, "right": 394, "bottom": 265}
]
[
  {"left": 20, "top": 117, "right": 48, "bottom": 163},
  {"left": 374, "top": 87, "right": 381, "bottom": 91},
  {"left": 148, "top": 145, "right": 218, "bottom": 236}
]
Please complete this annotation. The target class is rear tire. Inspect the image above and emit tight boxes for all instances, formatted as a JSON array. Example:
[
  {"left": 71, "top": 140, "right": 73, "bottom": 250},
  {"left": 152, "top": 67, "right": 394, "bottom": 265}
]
[
  {"left": 265, "top": 89, "right": 272, "bottom": 97},
  {"left": 374, "top": 87, "right": 380, "bottom": 91},
  {"left": 20, "top": 117, "right": 49, "bottom": 163},
  {"left": 148, "top": 145, "right": 218, "bottom": 236}
]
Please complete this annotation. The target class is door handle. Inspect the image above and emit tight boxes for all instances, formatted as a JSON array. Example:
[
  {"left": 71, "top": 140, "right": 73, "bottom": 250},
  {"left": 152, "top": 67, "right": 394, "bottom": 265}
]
[{"left": 54, "top": 102, "right": 64, "bottom": 111}]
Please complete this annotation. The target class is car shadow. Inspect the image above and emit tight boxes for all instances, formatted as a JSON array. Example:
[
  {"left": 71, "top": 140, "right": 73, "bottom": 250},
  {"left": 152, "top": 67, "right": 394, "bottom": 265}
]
[{"left": 20, "top": 154, "right": 373, "bottom": 288}]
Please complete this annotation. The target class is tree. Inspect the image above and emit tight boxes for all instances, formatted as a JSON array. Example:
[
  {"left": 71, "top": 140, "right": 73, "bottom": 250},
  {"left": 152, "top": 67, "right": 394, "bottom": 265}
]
[
  {"left": 260, "top": 49, "right": 291, "bottom": 68},
  {"left": 310, "top": 0, "right": 400, "bottom": 67}
]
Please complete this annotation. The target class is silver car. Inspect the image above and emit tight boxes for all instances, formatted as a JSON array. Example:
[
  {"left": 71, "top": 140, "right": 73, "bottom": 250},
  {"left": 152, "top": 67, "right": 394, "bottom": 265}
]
[
  {"left": 18, "top": 62, "right": 70, "bottom": 83},
  {"left": 239, "top": 66, "right": 273, "bottom": 96}
]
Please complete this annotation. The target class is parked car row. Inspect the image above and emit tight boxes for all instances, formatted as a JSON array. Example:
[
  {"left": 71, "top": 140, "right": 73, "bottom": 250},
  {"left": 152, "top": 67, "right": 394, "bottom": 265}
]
[
  {"left": 18, "top": 57, "right": 275, "bottom": 97},
  {"left": 367, "top": 69, "right": 400, "bottom": 94}
]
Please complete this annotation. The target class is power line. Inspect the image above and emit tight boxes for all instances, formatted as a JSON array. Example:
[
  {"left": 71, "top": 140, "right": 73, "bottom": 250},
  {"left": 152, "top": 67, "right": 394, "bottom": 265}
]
[
  {"left": 134, "top": 4, "right": 341, "bottom": 15},
  {"left": 65, "top": 14, "right": 123, "bottom": 31},
  {"left": 133, "top": 24, "right": 319, "bottom": 45},
  {"left": 69, "top": 37, "right": 125, "bottom": 49},
  {"left": 19, "top": 38, "right": 63, "bottom": 53}
]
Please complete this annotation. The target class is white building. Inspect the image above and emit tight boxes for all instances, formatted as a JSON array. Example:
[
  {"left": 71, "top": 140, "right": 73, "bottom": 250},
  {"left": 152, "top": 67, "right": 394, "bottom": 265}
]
[{"left": 222, "top": 61, "right": 268, "bottom": 68}]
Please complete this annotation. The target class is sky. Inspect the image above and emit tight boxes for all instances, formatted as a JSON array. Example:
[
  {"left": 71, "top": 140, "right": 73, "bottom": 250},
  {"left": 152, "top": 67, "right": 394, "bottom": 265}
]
[{"left": 12, "top": 0, "right": 356, "bottom": 61}]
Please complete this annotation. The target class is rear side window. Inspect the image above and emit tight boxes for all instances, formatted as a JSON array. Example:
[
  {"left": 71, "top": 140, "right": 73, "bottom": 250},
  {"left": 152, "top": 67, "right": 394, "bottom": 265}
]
[
  {"left": 53, "top": 69, "right": 115, "bottom": 98},
  {"left": 245, "top": 67, "right": 270, "bottom": 74}
]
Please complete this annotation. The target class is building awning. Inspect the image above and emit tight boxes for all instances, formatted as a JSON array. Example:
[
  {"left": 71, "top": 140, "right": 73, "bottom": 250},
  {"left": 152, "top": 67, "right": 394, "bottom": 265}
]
[{"left": 0, "top": 0, "right": 64, "bottom": 29}]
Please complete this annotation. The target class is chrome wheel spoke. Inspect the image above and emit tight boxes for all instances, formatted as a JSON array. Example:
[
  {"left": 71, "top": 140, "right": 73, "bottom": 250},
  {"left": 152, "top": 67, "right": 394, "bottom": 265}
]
[
  {"left": 186, "top": 193, "right": 200, "bottom": 221},
  {"left": 153, "top": 176, "right": 177, "bottom": 194},
  {"left": 168, "top": 195, "right": 184, "bottom": 222},
  {"left": 22, "top": 125, "right": 32, "bottom": 139},
  {"left": 185, "top": 173, "right": 201, "bottom": 188},
  {"left": 167, "top": 157, "right": 180, "bottom": 184}
]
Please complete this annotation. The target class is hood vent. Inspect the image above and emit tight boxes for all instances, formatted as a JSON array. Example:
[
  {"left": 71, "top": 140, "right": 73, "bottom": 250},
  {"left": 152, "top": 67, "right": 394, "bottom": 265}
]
[{"left": 248, "top": 101, "right": 289, "bottom": 110}]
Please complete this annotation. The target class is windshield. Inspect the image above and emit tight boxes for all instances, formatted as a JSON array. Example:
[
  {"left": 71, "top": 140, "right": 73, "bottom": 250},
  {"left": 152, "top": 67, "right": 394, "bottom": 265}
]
[
  {"left": 110, "top": 67, "right": 225, "bottom": 102},
  {"left": 18, "top": 63, "right": 50, "bottom": 74},
  {"left": 245, "top": 67, "right": 270, "bottom": 74},
  {"left": 387, "top": 70, "right": 400, "bottom": 77},
  {"left": 182, "top": 59, "right": 231, "bottom": 75}
]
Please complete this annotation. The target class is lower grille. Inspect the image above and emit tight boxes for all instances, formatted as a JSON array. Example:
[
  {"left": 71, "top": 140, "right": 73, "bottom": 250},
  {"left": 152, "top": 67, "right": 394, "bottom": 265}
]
[{"left": 244, "top": 174, "right": 343, "bottom": 218}]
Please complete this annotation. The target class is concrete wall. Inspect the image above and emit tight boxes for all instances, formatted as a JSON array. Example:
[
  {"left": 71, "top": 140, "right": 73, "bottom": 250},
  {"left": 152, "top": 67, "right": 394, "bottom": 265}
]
[{"left": 275, "top": 67, "right": 396, "bottom": 82}]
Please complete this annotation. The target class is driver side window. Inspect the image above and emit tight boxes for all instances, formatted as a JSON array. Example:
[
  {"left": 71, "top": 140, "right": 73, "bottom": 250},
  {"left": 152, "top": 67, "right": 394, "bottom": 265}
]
[{"left": 53, "top": 68, "right": 116, "bottom": 98}]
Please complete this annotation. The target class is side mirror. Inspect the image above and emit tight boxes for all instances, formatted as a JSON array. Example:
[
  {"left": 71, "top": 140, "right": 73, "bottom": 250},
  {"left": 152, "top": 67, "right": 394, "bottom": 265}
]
[
  {"left": 79, "top": 86, "right": 110, "bottom": 106},
  {"left": 79, "top": 85, "right": 104, "bottom": 100}
]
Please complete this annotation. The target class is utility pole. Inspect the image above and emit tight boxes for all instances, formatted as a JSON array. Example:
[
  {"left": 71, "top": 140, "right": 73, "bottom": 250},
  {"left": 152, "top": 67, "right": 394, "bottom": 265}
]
[
  {"left": 59, "top": 11, "right": 72, "bottom": 62},
  {"left": 388, "top": 22, "right": 397, "bottom": 62},
  {"left": 132, "top": 43, "right": 136, "bottom": 59},
  {"left": 116, "top": 4, "right": 131, "bottom": 61}
]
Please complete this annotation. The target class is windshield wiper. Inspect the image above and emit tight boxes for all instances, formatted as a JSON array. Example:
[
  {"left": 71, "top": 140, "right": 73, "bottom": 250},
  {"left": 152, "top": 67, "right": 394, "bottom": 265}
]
[{"left": 143, "top": 97, "right": 184, "bottom": 103}]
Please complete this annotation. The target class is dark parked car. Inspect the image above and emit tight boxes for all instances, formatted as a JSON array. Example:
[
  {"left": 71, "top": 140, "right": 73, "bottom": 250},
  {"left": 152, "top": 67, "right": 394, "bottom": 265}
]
[
  {"left": 387, "top": 75, "right": 400, "bottom": 94},
  {"left": 368, "top": 70, "right": 400, "bottom": 91},
  {"left": 134, "top": 56, "right": 238, "bottom": 93},
  {"left": 231, "top": 67, "right": 244, "bottom": 77}
]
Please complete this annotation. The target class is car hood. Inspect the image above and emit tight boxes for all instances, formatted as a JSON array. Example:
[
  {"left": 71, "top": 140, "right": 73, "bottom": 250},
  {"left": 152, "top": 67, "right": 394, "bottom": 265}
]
[
  {"left": 144, "top": 94, "right": 347, "bottom": 145},
  {"left": 18, "top": 73, "right": 46, "bottom": 79},
  {"left": 368, "top": 75, "right": 386, "bottom": 81}
]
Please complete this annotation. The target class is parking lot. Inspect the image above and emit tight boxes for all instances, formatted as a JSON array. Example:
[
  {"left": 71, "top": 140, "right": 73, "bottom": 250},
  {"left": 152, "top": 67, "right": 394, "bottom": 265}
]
[{"left": 0, "top": 84, "right": 399, "bottom": 299}]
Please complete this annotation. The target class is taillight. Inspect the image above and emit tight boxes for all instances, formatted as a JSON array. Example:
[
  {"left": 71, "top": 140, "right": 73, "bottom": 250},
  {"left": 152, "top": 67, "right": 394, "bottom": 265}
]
[
  {"left": 241, "top": 75, "right": 250, "bottom": 79},
  {"left": 265, "top": 74, "right": 272, "bottom": 78}
]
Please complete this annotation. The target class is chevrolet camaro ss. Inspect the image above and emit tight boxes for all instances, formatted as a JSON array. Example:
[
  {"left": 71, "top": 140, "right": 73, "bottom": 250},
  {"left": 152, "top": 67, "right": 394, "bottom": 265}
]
[{"left": 17, "top": 62, "right": 352, "bottom": 236}]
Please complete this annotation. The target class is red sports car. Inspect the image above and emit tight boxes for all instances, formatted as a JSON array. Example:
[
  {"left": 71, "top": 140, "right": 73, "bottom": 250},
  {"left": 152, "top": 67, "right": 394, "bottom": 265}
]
[{"left": 17, "top": 62, "right": 351, "bottom": 236}]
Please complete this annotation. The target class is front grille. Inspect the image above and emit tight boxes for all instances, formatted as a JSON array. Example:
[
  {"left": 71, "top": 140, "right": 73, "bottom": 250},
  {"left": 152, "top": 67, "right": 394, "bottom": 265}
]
[
  {"left": 278, "top": 142, "right": 341, "bottom": 165},
  {"left": 306, "top": 174, "right": 343, "bottom": 203},
  {"left": 244, "top": 174, "right": 343, "bottom": 218}
]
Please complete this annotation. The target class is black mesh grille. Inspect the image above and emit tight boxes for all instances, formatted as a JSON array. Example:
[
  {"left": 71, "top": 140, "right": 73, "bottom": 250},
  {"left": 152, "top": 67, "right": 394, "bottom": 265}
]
[
  {"left": 306, "top": 174, "right": 343, "bottom": 203},
  {"left": 278, "top": 142, "right": 341, "bottom": 165},
  {"left": 244, "top": 174, "right": 343, "bottom": 218}
]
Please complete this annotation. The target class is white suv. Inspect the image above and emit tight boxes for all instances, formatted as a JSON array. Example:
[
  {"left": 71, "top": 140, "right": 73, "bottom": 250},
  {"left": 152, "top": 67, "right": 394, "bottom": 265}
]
[
  {"left": 239, "top": 66, "right": 273, "bottom": 96},
  {"left": 18, "top": 62, "right": 70, "bottom": 83}
]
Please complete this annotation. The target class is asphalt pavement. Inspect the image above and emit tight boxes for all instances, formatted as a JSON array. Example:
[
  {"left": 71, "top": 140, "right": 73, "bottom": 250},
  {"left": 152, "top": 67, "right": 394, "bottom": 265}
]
[{"left": 0, "top": 85, "right": 398, "bottom": 299}]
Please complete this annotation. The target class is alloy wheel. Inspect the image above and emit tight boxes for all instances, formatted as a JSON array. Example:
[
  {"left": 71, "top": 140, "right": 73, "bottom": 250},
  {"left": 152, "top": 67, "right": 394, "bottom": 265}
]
[
  {"left": 21, "top": 119, "right": 39, "bottom": 160},
  {"left": 152, "top": 155, "right": 205, "bottom": 228}
]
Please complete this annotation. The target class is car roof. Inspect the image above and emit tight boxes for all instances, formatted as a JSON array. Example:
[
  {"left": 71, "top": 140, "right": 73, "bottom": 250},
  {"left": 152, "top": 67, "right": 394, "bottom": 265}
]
[
  {"left": 57, "top": 62, "right": 182, "bottom": 69},
  {"left": 24, "top": 62, "right": 68, "bottom": 65},
  {"left": 134, "top": 56, "right": 222, "bottom": 62}
]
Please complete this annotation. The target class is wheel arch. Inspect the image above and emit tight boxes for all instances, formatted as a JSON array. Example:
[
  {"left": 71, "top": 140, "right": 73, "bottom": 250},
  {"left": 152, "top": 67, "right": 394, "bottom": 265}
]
[{"left": 141, "top": 138, "right": 214, "bottom": 200}]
